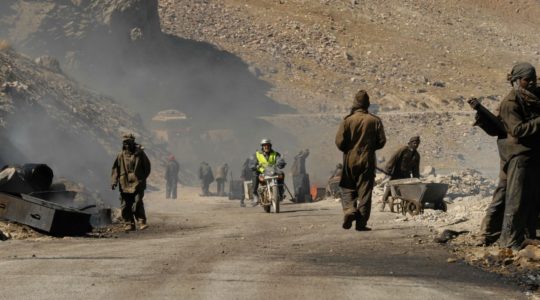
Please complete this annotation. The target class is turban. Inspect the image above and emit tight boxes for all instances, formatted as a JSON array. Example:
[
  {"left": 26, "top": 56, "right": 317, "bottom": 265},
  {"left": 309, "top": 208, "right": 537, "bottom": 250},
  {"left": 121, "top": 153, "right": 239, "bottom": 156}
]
[
  {"left": 409, "top": 136, "right": 420, "bottom": 143},
  {"left": 508, "top": 62, "right": 536, "bottom": 83}
]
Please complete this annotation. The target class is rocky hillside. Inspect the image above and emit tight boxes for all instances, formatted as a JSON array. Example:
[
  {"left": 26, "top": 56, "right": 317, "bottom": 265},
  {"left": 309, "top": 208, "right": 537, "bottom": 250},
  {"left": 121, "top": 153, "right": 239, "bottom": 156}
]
[
  {"left": 157, "top": 0, "right": 540, "bottom": 178},
  {"left": 0, "top": 47, "right": 163, "bottom": 193},
  {"left": 159, "top": 0, "right": 540, "bottom": 113}
]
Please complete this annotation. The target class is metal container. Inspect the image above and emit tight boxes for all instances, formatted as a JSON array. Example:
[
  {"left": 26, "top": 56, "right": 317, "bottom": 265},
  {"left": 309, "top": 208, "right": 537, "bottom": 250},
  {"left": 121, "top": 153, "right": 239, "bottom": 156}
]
[
  {"left": 228, "top": 180, "right": 244, "bottom": 200},
  {"left": 0, "top": 192, "right": 92, "bottom": 236}
]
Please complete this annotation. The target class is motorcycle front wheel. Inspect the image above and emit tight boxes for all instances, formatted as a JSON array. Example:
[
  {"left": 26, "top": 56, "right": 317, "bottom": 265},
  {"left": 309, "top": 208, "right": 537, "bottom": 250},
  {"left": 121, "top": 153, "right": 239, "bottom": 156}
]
[{"left": 271, "top": 185, "right": 280, "bottom": 213}]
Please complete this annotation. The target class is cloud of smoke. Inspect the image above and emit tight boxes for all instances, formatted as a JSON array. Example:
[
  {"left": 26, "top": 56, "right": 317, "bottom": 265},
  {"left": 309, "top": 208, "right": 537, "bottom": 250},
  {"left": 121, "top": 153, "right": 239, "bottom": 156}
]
[{"left": 0, "top": 0, "right": 300, "bottom": 188}]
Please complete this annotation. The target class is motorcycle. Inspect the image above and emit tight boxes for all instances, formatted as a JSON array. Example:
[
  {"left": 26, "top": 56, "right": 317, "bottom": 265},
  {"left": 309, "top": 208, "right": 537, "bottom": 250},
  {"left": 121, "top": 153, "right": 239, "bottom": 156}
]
[{"left": 257, "top": 166, "right": 285, "bottom": 213}]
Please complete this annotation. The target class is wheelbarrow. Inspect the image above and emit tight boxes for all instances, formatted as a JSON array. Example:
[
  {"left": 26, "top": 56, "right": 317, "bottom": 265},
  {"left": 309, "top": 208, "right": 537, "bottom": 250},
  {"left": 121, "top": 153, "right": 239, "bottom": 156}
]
[{"left": 388, "top": 179, "right": 449, "bottom": 216}]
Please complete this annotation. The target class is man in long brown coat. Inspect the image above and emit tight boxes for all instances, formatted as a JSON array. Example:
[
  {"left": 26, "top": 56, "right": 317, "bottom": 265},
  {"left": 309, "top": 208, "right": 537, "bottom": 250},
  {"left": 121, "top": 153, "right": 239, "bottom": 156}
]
[
  {"left": 112, "top": 133, "right": 152, "bottom": 231},
  {"left": 335, "top": 90, "right": 386, "bottom": 231}
]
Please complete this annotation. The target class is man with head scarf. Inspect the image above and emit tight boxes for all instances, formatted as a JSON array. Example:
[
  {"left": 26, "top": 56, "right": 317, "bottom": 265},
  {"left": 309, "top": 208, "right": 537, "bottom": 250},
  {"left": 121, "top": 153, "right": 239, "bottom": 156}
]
[
  {"left": 335, "top": 90, "right": 386, "bottom": 231},
  {"left": 111, "top": 133, "right": 152, "bottom": 231},
  {"left": 379, "top": 136, "right": 421, "bottom": 211},
  {"left": 487, "top": 62, "right": 540, "bottom": 249},
  {"left": 165, "top": 155, "right": 180, "bottom": 199}
]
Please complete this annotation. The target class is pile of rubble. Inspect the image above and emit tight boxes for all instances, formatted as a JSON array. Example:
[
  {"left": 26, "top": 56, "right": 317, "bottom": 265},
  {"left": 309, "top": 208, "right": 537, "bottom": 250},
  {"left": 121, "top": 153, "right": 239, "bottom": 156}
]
[
  {"left": 381, "top": 167, "right": 540, "bottom": 289},
  {"left": 425, "top": 168, "right": 497, "bottom": 198}
]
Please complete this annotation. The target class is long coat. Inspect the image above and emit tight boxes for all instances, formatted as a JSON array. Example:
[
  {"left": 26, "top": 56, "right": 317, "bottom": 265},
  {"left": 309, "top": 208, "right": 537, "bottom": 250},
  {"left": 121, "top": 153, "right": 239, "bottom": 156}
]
[
  {"left": 335, "top": 109, "right": 386, "bottom": 189},
  {"left": 111, "top": 146, "right": 151, "bottom": 193},
  {"left": 165, "top": 160, "right": 180, "bottom": 183}
]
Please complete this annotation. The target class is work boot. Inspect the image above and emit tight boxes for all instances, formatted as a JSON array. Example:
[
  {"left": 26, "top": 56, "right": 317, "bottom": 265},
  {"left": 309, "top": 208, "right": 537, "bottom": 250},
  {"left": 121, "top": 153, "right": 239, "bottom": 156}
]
[
  {"left": 355, "top": 226, "right": 372, "bottom": 232},
  {"left": 124, "top": 223, "right": 136, "bottom": 232},
  {"left": 342, "top": 213, "right": 355, "bottom": 230},
  {"left": 139, "top": 220, "right": 148, "bottom": 230}
]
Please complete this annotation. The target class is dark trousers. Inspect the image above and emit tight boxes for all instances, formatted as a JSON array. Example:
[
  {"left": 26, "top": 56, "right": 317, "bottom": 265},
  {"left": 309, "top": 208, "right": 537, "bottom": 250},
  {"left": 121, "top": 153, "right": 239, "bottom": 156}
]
[
  {"left": 120, "top": 191, "right": 146, "bottom": 225},
  {"left": 499, "top": 155, "right": 539, "bottom": 249},
  {"left": 166, "top": 179, "right": 178, "bottom": 199},
  {"left": 341, "top": 174, "right": 375, "bottom": 229},
  {"left": 479, "top": 173, "right": 506, "bottom": 244},
  {"left": 216, "top": 179, "right": 225, "bottom": 196},
  {"left": 201, "top": 181, "right": 210, "bottom": 196}
]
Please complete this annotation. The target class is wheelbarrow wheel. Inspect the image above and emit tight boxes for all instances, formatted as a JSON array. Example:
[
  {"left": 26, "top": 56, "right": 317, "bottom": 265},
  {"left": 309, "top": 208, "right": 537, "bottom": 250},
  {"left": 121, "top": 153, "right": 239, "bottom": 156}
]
[{"left": 406, "top": 200, "right": 422, "bottom": 216}]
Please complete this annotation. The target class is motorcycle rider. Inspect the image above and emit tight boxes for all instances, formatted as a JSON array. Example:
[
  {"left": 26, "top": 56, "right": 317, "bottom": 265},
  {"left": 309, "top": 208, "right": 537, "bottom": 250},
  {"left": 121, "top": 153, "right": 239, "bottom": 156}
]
[{"left": 249, "top": 139, "right": 286, "bottom": 206}]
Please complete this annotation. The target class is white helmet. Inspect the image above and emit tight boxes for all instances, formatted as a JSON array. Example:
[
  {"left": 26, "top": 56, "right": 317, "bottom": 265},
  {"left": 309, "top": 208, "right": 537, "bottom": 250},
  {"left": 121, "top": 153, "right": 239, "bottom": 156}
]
[{"left": 260, "top": 138, "right": 272, "bottom": 146}]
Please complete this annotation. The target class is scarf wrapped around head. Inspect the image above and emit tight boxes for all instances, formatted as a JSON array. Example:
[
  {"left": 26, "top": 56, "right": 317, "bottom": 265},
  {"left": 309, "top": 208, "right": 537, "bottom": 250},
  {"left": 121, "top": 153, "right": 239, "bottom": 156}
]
[
  {"left": 507, "top": 62, "right": 537, "bottom": 83},
  {"left": 408, "top": 136, "right": 420, "bottom": 143},
  {"left": 345, "top": 90, "right": 370, "bottom": 119},
  {"left": 506, "top": 63, "right": 540, "bottom": 111}
]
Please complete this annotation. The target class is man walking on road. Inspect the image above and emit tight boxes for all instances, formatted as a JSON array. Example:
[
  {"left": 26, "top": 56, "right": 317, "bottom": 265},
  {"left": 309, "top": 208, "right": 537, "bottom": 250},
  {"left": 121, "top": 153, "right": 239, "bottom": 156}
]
[
  {"left": 165, "top": 155, "right": 180, "bottom": 199},
  {"left": 292, "top": 149, "right": 311, "bottom": 202},
  {"left": 198, "top": 162, "right": 214, "bottom": 196},
  {"left": 215, "top": 163, "right": 229, "bottom": 196},
  {"left": 335, "top": 90, "right": 386, "bottom": 231},
  {"left": 111, "top": 133, "right": 152, "bottom": 231}
]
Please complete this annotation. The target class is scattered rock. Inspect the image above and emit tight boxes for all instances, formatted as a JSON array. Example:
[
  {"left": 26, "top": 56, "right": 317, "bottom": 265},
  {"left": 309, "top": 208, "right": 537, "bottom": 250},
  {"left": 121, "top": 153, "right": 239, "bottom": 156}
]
[
  {"left": 0, "top": 230, "right": 9, "bottom": 241},
  {"left": 422, "top": 165, "right": 436, "bottom": 176},
  {"left": 518, "top": 245, "right": 540, "bottom": 261},
  {"left": 34, "top": 56, "right": 62, "bottom": 73},
  {"left": 434, "top": 229, "right": 469, "bottom": 244}
]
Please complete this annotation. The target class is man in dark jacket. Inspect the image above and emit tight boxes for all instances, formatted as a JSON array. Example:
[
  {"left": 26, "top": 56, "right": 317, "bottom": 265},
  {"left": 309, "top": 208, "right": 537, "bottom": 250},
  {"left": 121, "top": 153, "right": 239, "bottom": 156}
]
[
  {"left": 198, "top": 162, "right": 214, "bottom": 196},
  {"left": 335, "top": 90, "right": 386, "bottom": 231},
  {"left": 111, "top": 133, "right": 151, "bottom": 231},
  {"left": 380, "top": 136, "right": 421, "bottom": 211},
  {"left": 485, "top": 62, "right": 540, "bottom": 249},
  {"left": 165, "top": 155, "right": 180, "bottom": 199}
]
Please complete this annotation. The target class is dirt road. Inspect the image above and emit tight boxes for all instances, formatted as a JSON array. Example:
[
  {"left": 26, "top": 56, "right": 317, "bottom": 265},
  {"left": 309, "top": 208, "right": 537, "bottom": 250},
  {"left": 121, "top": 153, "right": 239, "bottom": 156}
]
[{"left": 0, "top": 187, "right": 527, "bottom": 299}]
